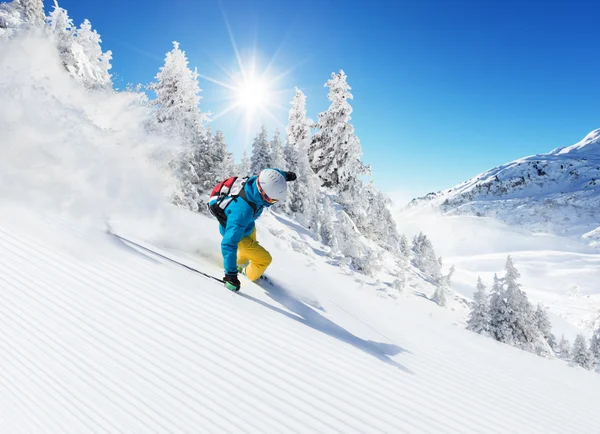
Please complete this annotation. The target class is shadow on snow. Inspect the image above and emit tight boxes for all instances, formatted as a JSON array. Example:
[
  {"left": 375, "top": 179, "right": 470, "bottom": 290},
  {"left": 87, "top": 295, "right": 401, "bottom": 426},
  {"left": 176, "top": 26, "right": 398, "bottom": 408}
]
[{"left": 240, "top": 281, "right": 413, "bottom": 374}]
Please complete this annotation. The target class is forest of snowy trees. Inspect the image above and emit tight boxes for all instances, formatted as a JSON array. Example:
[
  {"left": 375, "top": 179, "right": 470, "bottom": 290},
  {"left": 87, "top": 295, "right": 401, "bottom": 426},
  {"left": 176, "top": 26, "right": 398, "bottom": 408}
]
[
  {"left": 0, "top": 0, "right": 452, "bottom": 299},
  {"left": 467, "top": 256, "right": 600, "bottom": 372}
]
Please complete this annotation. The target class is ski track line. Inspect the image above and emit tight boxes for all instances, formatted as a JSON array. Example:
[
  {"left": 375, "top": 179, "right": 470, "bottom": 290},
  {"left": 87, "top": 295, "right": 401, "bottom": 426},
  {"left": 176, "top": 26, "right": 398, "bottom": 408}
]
[
  {"left": 324, "top": 295, "right": 591, "bottom": 430},
  {"left": 0, "top": 358, "right": 60, "bottom": 434},
  {"left": 0, "top": 239, "right": 342, "bottom": 433},
  {"left": 2, "top": 224, "right": 596, "bottom": 434},
  {"left": 87, "top": 253, "right": 443, "bottom": 434},
  {"left": 0, "top": 227, "right": 544, "bottom": 434},
  {"left": 0, "top": 228, "right": 408, "bottom": 433},
  {"left": 0, "top": 332, "right": 111, "bottom": 434},
  {"left": 87, "top": 255, "right": 420, "bottom": 433},
  {"left": 0, "top": 265, "right": 274, "bottom": 434},
  {"left": 105, "top": 256, "right": 518, "bottom": 434},
  {"left": 2, "top": 268, "right": 303, "bottom": 434},
  {"left": 102, "top": 237, "right": 600, "bottom": 433},
  {"left": 0, "top": 286, "right": 180, "bottom": 434},
  {"left": 0, "top": 248, "right": 345, "bottom": 434},
  {"left": 0, "top": 225, "right": 432, "bottom": 432}
]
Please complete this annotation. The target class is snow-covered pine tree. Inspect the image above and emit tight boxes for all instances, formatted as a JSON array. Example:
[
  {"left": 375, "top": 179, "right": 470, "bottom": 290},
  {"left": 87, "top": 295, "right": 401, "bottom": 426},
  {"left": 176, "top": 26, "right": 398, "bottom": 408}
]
[
  {"left": 467, "top": 277, "right": 491, "bottom": 335},
  {"left": 250, "top": 125, "right": 271, "bottom": 175},
  {"left": 308, "top": 70, "right": 369, "bottom": 190},
  {"left": 558, "top": 335, "right": 571, "bottom": 360},
  {"left": 495, "top": 256, "right": 544, "bottom": 354},
  {"left": 238, "top": 150, "right": 251, "bottom": 177},
  {"left": 284, "top": 90, "right": 320, "bottom": 225},
  {"left": 412, "top": 232, "right": 442, "bottom": 282},
  {"left": 590, "top": 327, "right": 600, "bottom": 370},
  {"left": 151, "top": 41, "right": 207, "bottom": 210},
  {"left": 270, "top": 129, "right": 286, "bottom": 171},
  {"left": 151, "top": 41, "right": 206, "bottom": 140},
  {"left": 399, "top": 234, "right": 410, "bottom": 257},
  {"left": 74, "top": 19, "right": 112, "bottom": 88},
  {"left": 432, "top": 285, "right": 447, "bottom": 307},
  {"left": 344, "top": 182, "right": 400, "bottom": 254},
  {"left": 11, "top": 0, "right": 44, "bottom": 28},
  {"left": 571, "top": 334, "right": 595, "bottom": 370},
  {"left": 212, "top": 130, "right": 235, "bottom": 181},
  {"left": 336, "top": 210, "right": 380, "bottom": 275},
  {"left": 192, "top": 128, "right": 221, "bottom": 203},
  {"left": 319, "top": 197, "right": 337, "bottom": 250},
  {"left": 534, "top": 303, "right": 557, "bottom": 351},
  {"left": 47, "top": 1, "right": 77, "bottom": 72},
  {"left": 286, "top": 88, "right": 311, "bottom": 153},
  {"left": 489, "top": 273, "right": 509, "bottom": 343},
  {"left": 0, "top": 1, "right": 22, "bottom": 36},
  {"left": 446, "top": 265, "right": 456, "bottom": 286}
]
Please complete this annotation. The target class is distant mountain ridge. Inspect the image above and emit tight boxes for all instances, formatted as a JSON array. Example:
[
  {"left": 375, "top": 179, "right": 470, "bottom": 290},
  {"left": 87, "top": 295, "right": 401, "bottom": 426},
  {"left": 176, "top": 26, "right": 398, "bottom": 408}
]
[{"left": 406, "top": 130, "right": 600, "bottom": 245}]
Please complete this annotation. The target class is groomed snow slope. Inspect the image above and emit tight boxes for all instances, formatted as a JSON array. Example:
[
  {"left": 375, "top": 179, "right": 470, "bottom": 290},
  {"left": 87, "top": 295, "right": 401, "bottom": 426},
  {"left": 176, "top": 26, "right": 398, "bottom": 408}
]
[{"left": 1, "top": 207, "right": 600, "bottom": 434}]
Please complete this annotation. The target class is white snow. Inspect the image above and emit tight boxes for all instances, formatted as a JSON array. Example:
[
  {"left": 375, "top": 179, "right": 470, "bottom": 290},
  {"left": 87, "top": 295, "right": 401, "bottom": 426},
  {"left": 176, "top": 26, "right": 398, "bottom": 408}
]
[{"left": 2, "top": 207, "right": 600, "bottom": 433}]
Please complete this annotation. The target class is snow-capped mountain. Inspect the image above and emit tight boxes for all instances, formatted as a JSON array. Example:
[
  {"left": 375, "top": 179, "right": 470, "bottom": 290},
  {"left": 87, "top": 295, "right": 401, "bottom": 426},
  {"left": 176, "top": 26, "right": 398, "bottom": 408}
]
[{"left": 407, "top": 130, "right": 600, "bottom": 245}]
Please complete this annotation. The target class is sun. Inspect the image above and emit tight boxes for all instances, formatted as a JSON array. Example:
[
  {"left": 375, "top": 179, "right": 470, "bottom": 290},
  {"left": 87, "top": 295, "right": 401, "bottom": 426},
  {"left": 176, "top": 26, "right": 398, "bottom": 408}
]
[{"left": 236, "top": 77, "right": 268, "bottom": 110}]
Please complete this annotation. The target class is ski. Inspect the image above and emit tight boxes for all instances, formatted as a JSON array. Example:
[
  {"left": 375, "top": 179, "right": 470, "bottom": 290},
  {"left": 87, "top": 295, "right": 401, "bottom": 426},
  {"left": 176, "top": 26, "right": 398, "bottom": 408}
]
[{"left": 107, "top": 227, "right": 224, "bottom": 285}]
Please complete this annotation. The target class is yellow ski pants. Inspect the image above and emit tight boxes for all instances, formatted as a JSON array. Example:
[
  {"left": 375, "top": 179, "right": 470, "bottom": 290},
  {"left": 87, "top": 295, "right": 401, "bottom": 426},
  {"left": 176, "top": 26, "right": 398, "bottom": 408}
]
[{"left": 237, "top": 229, "right": 272, "bottom": 281}]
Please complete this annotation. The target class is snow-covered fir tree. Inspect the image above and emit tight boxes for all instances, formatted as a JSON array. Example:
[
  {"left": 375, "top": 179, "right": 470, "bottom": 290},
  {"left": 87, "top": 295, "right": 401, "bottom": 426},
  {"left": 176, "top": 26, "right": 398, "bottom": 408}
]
[
  {"left": 558, "top": 335, "right": 571, "bottom": 360},
  {"left": 590, "top": 327, "right": 600, "bottom": 370},
  {"left": 286, "top": 88, "right": 311, "bottom": 152},
  {"left": 20, "top": 0, "right": 44, "bottom": 26},
  {"left": 212, "top": 130, "right": 235, "bottom": 181},
  {"left": 446, "top": 265, "right": 456, "bottom": 286},
  {"left": 1, "top": 0, "right": 44, "bottom": 30},
  {"left": 488, "top": 273, "right": 508, "bottom": 342},
  {"left": 0, "top": 1, "right": 21, "bottom": 36},
  {"left": 467, "top": 277, "right": 491, "bottom": 335},
  {"left": 45, "top": 3, "right": 112, "bottom": 89},
  {"left": 308, "top": 70, "right": 369, "bottom": 190},
  {"left": 399, "top": 234, "right": 410, "bottom": 257},
  {"left": 75, "top": 19, "right": 112, "bottom": 88},
  {"left": 238, "top": 150, "right": 251, "bottom": 177},
  {"left": 250, "top": 125, "right": 271, "bottom": 175},
  {"left": 151, "top": 41, "right": 206, "bottom": 140},
  {"left": 47, "top": 1, "right": 77, "bottom": 73},
  {"left": 489, "top": 256, "right": 546, "bottom": 354},
  {"left": 319, "top": 197, "right": 337, "bottom": 250},
  {"left": 192, "top": 128, "right": 220, "bottom": 202},
  {"left": 534, "top": 304, "right": 557, "bottom": 351},
  {"left": 571, "top": 334, "right": 595, "bottom": 370},
  {"left": 343, "top": 182, "right": 400, "bottom": 254},
  {"left": 412, "top": 232, "right": 442, "bottom": 282},
  {"left": 432, "top": 285, "right": 447, "bottom": 307},
  {"left": 336, "top": 211, "right": 379, "bottom": 275},
  {"left": 270, "top": 129, "right": 286, "bottom": 171},
  {"left": 151, "top": 41, "right": 207, "bottom": 210}
]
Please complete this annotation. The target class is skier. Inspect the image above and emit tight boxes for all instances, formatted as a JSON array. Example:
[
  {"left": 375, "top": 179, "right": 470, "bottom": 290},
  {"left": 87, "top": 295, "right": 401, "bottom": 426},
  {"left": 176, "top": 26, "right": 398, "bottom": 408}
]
[{"left": 208, "top": 168, "right": 297, "bottom": 292}]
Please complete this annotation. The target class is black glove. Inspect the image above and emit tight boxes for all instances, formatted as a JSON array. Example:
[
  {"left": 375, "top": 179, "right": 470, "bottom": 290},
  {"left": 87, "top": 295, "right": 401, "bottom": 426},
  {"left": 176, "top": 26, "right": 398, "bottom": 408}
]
[
  {"left": 285, "top": 171, "right": 297, "bottom": 182},
  {"left": 223, "top": 273, "right": 241, "bottom": 292}
]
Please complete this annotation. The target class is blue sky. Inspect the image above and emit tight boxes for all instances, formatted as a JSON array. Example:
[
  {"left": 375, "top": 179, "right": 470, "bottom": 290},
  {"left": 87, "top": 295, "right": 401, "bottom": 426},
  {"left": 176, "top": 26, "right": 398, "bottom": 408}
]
[{"left": 48, "top": 0, "right": 600, "bottom": 202}]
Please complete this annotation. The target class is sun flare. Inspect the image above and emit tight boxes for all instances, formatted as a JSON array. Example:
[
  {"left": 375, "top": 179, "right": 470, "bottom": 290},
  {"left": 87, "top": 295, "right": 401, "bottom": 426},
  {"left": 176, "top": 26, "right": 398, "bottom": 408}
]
[{"left": 236, "top": 77, "right": 268, "bottom": 110}]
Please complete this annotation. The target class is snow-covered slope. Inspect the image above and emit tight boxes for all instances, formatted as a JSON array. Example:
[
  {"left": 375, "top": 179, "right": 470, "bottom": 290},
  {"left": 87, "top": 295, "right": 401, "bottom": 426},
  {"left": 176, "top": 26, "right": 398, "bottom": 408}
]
[
  {"left": 397, "top": 131, "right": 600, "bottom": 332},
  {"left": 407, "top": 130, "right": 600, "bottom": 241},
  {"left": 2, "top": 206, "right": 600, "bottom": 433}
]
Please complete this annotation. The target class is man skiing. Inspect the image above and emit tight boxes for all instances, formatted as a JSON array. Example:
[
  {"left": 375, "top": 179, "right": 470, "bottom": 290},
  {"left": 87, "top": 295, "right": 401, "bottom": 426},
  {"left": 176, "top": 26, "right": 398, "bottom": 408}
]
[{"left": 208, "top": 168, "right": 297, "bottom": 292}]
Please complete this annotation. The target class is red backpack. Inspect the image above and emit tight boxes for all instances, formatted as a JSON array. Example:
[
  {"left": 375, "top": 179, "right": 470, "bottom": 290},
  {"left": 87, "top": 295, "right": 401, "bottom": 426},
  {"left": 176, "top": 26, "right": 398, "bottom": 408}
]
[{"left": 207, "top": 176, "right": 257, "bottom": 227}]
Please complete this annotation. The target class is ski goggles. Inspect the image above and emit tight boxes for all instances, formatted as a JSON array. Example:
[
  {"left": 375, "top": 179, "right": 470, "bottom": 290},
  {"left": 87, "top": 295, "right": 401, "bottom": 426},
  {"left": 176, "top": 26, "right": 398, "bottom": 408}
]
[{"left": 257, "top": 180, "right": 279, "bottom": 204}]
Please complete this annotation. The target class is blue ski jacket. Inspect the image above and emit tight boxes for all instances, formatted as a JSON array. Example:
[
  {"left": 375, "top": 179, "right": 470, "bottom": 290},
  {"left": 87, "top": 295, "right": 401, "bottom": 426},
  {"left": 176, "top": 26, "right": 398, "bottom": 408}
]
[{"left": 217, "top": 169, "right": 286, "bottom": 275}]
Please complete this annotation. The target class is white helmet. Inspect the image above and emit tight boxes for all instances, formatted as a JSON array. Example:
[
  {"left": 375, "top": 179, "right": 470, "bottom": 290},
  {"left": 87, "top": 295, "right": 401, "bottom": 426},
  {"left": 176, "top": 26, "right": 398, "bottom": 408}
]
[{"left": 257, "top": 169, "right": 287, "bottom": 203}]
